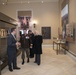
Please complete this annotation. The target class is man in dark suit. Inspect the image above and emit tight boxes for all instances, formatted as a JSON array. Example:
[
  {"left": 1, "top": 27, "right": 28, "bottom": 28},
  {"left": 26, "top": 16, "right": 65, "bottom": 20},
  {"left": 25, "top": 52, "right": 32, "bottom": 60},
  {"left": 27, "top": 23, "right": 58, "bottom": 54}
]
[
  {"left": 7, "top": 28, "right": 20, "bottom": 72},
  {"left": 33, "top": 31, "right": 43, "bottom": 65}
]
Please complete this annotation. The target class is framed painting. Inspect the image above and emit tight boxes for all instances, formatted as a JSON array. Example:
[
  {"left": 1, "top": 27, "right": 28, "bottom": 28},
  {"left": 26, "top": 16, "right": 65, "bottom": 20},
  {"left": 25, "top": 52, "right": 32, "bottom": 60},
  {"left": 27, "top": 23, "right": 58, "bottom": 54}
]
[{"left": 41, "top": 27, "right": 51, "bottom": 39}]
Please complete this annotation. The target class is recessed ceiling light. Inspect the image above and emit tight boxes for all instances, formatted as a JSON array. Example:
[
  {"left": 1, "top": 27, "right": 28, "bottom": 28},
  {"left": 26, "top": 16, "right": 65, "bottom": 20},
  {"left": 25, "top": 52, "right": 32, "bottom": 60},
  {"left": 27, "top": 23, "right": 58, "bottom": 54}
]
[
  {"left": 41, "top": 1, "right": 43, "bottom": 3},
  {"left": 28, "top": 1, "right": 30, "bottom": 4},
  {"left": 21, "top": 1, "right": 23, "bottom": 4},
  {"left": 2, "top": 3, "right": 5, "bottom": 5}
]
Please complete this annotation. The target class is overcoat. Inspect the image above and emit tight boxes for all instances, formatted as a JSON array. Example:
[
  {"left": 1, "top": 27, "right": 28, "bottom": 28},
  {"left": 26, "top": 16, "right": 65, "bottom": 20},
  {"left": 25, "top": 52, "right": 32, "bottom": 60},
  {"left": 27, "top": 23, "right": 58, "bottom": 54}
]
[{"left": 33, "top": 35, "right": 43, "bottom": 54}]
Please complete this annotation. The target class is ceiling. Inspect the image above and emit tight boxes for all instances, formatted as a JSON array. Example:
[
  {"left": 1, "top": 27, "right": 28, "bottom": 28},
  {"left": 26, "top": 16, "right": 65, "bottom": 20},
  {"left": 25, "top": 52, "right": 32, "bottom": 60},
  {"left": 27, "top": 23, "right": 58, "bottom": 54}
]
[{"left": 0, "top": 0, "right": 59, "bottom": 4}]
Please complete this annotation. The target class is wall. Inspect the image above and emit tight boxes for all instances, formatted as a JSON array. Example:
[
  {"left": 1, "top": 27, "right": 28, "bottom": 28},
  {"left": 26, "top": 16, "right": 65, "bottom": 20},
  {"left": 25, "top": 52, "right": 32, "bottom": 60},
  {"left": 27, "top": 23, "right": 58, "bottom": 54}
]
[
  {"left": 59, "top": 0, "right": 76, "bottom": 55},
  {"left": 69, "top": 0, "right": 76, "bottom": 55},
  {"left": 0, "top": 2, "right": 60, "bottom": 44}
]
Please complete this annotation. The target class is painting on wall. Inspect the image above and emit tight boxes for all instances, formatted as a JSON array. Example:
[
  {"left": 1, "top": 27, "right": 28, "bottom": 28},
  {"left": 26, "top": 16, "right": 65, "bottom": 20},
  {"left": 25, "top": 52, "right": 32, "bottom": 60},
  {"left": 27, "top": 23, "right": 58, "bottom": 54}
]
[
  {"left": 17, "top": 10, "right": 32, "bottom": 30},
  {"left": 17, "top": 11, "right": 32, "bottom": 38},
  {"left": 66, "top": 23, "right": 75, "bottom": 42},
  {"left": 0, "top": 29, "right": 7, "bottom": 38},
  {"left": 18, "top": 16, "right": 31, "bottom": 29},
  {"left": 61, "top": 0, "right": 69, "bottom": 39},
  {"left": 41, "top": 27, "right": 51, "bottom": 39}
]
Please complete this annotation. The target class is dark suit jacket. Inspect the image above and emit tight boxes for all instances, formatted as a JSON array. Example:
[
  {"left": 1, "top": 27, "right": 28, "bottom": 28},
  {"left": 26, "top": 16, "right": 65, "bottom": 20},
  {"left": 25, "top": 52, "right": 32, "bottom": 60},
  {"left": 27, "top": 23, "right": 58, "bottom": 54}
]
[
  {"left": 7, "top": 34, "right": 17, "bottom": 56},
  {"left": 33, "top": 35, "right": 43, "bottom": 54},
  {"left": 30, "top": 33, "right": 34, "bottom": 44}
]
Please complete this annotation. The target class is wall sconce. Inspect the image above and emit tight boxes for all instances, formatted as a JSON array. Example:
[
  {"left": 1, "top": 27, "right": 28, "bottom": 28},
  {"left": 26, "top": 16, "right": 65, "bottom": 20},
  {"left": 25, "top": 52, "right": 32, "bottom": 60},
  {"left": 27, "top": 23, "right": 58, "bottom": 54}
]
[
  {"left": 33, "top": 20, "right": 37, "bottom": 28},
  {"left": 33, "top": 23, "right": 36, "bottom": 28}
]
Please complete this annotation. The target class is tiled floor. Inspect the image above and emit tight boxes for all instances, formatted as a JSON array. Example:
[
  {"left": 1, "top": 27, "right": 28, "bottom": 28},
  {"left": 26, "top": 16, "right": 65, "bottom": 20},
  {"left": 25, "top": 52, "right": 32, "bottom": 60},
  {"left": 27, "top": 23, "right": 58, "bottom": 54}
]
[{"left": 1, "top": 46, "right": 76, "bottom": 75}]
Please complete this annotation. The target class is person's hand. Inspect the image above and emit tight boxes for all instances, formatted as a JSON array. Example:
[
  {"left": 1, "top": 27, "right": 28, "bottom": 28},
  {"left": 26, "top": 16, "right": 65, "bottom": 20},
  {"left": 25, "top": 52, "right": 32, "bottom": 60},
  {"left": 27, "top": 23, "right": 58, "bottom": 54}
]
[
  {"left": 18, "top": 42, "right": 21, "bottom": 46},
  {"left": 30, "top": 46, "right": 32, "bottom": 48},
  {"left": 30, "top": 44, "right": 33, "bottom": 48},
  {"left": 16, "top": 42, "right": 21, "bottom": 49},
  {"left": 16, "top": 42, "right": 18, "bottom": 46},
  {"left": 16, "top": 42, "right": 21, "bottom": 46}
]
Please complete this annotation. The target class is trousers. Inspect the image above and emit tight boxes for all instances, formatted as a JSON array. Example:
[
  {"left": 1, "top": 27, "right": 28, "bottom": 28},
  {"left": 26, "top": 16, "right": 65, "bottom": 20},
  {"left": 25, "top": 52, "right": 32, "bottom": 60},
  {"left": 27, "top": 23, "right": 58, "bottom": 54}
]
[
  {"left": 21, "top": 48, "right": 30, "bottom": 59},
  {"left": 35, "top": 54, "right": 41, "bottom": 65}
]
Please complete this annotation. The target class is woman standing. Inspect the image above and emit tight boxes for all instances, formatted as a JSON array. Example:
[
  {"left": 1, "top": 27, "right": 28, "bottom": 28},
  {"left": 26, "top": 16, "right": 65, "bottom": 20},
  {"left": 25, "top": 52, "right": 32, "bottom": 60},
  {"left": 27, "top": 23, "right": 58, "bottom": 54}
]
[{"left": 33, "top": 31, "right": 43, "bottom": 65}]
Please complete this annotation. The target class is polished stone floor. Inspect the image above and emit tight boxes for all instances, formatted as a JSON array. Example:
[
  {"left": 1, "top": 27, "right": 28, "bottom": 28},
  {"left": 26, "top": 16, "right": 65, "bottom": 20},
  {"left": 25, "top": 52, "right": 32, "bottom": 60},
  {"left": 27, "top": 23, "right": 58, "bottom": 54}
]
[{"left": 1, "top": 46, "right": 76, "bottom": 75}]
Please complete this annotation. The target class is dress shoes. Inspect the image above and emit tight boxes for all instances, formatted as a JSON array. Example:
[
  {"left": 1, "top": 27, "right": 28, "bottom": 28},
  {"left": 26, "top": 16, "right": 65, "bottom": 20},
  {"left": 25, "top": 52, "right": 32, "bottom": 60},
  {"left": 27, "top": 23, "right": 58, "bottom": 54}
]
[
  {"left": 9, "top": 68, "right": 13, "bottom": 72},
  {"left": 37, "top": 63, "right": 40, "bottom": 66},
  {"left": 27, "top": 58, "right": 29, "bottom": 63},
  {"left": 34, "top": 61, "right": 37, "bottom": 63},
  {"left": 13, "top": 67, "right": 20, "bottom": 70},
  {"left": 22, "top": 61, "right": 24, "bottom": 65},
  {"left": 22, "top": 59, "right": 25, "bottom": 65}
]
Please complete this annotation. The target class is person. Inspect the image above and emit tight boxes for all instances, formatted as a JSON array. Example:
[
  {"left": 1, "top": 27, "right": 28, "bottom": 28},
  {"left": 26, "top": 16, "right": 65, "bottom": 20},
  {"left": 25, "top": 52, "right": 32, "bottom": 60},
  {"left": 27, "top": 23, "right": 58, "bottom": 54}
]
[
  {"left": 7, "top": 28, "right": 21, "bottom": 72},
  {"left": 19, "top": 31, "right": 24, "bottom": 49},
  {"left": 33, "top": 31, "right": 43, "bottom": 65},
  {"left": 21, "top": 29, "right": 31, "bottom": 65},
  {"left": 28, "top": 30, "right": 34, "bottom": 58}
]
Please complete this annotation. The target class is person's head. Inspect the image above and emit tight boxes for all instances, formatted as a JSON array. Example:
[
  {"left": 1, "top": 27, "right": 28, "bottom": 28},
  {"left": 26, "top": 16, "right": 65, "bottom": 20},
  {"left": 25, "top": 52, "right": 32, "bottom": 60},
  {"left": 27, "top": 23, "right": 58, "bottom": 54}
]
[
  {"left": 11, "top": 28, "right": 16, "bottom": 35},
  {"left": 34, "top": 30, "right": 39, "bottom": 35},
  {"left": 23, "top": 29, "right": 27, "bottom": 35},
  {"left": 28, "top": 30, "right": 32, "bottom": 34}
]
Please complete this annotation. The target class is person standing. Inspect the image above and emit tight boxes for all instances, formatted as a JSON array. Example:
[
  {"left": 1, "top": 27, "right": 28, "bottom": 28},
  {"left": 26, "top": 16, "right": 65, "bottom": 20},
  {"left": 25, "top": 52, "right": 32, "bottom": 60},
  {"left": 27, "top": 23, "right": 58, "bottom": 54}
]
[
  {"left": 21, "top": 29, "right": 31, "bottom": 65},
  {"left": 28, "top": 30, "right": 34, "bottom": 58},
  {"left": 33, "top": 31, "right": 43, "bottom": 65},
  {"left": 7, "top": 28, "right": 21, "bottom": 72}
]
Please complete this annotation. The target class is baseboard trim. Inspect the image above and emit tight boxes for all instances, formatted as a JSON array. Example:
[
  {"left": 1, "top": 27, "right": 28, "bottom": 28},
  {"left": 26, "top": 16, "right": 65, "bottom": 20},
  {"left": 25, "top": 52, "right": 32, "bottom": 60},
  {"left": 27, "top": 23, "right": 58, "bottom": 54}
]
[
  {"left": 66, "top": 51, "right": 76, "bottom": 61},
  {"left": 42, "top": 44, "right": 53, "bottom": 47},
  {"left": 42, "top": 45, "right": 76, "bottom": 61}
]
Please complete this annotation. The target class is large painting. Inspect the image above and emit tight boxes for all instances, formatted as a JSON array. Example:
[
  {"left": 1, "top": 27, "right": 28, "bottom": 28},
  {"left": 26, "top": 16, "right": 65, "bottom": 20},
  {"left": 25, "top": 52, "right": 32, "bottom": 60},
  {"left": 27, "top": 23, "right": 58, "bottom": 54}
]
[
  {"left": 61, "top": 0, "right": 69, "bottom": 39},
  {"left": 18, "top": 16, "right": 31, "bottom": 29},
  {"left": 41, "top": 27, "right": 51, "bottom": 39},
  {"left": 66, "top": 23, "right": 75, "bottom": 42}
]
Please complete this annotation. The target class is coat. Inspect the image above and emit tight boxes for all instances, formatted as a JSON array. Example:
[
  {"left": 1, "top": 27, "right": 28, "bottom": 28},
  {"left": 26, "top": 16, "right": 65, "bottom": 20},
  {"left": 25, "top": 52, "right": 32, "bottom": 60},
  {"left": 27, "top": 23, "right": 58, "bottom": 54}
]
[
  {"left": 19, "top": 34, "right": 25, "bottom": 48},
  {"left": 33, "top": 35, "right": 43, "bottom": 54},
  {"left": 21, "top": 34, "right": 31, "bottom": 49}
]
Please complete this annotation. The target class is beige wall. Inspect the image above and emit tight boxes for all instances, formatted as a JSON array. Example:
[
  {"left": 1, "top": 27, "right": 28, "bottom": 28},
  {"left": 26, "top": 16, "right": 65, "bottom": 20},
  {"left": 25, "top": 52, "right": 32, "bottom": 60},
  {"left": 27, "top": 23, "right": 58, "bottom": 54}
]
[
  {"left": 0, "top": 2, "right": 60, "bottom": 44},
  {"left": 69, "top": 0, "right": 76, "bottom": 55},
  {"left": 59, "top": 0, "right": 76, "bottom": 55}
]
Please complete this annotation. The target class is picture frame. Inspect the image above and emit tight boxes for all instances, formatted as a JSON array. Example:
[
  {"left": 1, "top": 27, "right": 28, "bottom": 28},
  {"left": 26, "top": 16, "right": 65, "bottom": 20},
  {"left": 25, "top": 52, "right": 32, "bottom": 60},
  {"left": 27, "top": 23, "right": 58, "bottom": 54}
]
[
  {"left": 0, "top": 29, "right": 7, "bottom": 38},
  {"left": 41, "top": 27, "right": 51, "bottom": 39}
]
